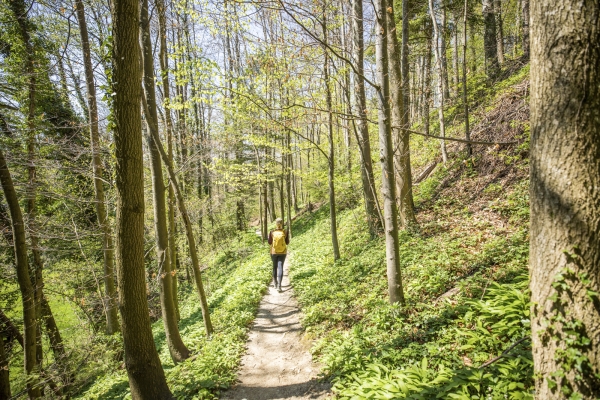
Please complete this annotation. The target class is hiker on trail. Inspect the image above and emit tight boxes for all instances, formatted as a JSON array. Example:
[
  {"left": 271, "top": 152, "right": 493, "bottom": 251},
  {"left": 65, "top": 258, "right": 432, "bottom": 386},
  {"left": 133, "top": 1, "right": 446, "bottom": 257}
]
[{"left": 268, "top": 218, "right": 289, "bottom": 292}]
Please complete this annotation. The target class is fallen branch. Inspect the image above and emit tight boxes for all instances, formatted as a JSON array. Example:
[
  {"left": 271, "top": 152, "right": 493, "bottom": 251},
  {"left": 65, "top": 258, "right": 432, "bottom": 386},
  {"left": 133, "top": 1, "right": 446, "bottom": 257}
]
[
  {"left": 392, "top": 126, "right": 518, "bottom": 146},
  {"left": 479, "top": 336, "right": 530, "bottom": 369}
]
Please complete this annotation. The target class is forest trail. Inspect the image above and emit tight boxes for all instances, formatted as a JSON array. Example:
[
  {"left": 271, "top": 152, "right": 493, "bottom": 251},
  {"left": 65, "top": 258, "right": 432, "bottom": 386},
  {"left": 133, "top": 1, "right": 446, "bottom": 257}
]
[{"left": 221, "top": 257, "right": 331, "bottom": 400}]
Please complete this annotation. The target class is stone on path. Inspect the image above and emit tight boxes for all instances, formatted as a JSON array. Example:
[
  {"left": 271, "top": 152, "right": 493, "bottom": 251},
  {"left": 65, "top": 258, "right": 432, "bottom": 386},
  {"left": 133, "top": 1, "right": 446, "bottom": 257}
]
[{"left": 221, "top": 257, "right": 331, "bottom": 400}]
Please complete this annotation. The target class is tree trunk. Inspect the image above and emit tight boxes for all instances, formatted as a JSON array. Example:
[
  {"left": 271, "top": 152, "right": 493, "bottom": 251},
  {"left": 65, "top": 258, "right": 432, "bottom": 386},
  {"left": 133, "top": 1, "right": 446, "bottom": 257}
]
[
  {"left": 147, "top": 101, "right": 214, "bottom": 337},
  {"left": 423, "top": 21, "right": 432, "bottom": 137},
  {"left": 156, "top": 0, "right": 180, "bottom": 313},
  {"left": 351, "top": 0, "right": 382, "bottom": 236},
  {"left": 111, "top": 0, "right": 174, "bottom": 394},
  {"left": 462, "top": 0, "right": 472, "bottom": 157},
  {"left": 482, "top": 0, "right": 499, "bottom": 77},
  {"left": 440, "top": 5, "right": 451, "bottom": 100},
  {"left": 494, "top": 0, "right": 505, "bottom": 64},
  {"left": 385, "top": 0, "right": 417, "bottom": 228},
  {"left": 452, "top": 11, "right": 460, "bottom": 96},
  {"left": 0, "top": 147, "right": 41, "bottom": 398},
  {"left": 75, "top": 0, "right": 120, "bottom": 335},
  {"left": 140, "top": 0, "right": 190, "bottom": 364},
  {"left": 322, "top": 11, "right": 341, "bottom": 261},
  {"left": 521, "top": 0, "right": 529, "bottom": 59},
  {"left": 0, "top": 329, "right": 10, "bottom": 399},
  {"left": 530, "top": 2, "right": 600, "bottom": 398},
  {"left": 428, "top": 0, "right": 448, "bottom": 163},
  {"left": 374, "top": 0, "right": 405, "bottom": 305}
]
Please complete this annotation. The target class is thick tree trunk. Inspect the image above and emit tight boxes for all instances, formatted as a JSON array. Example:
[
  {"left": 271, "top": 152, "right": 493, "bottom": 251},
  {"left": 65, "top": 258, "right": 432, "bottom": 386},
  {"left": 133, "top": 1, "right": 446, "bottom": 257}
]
[
  {"left": 0, "top": 148, "right": 41, "bottom": 398},
  {"left": 385, "top": 1, "right": 417, "bottom": 228},
  {"left": 140, "top": 0, "right": 190, "bottom": 364},
  {"left": 521, "top": 0, "right": 530, "bottom": 59},
  {"left": 374, "top": 0, "right": 405, "bottom": 305},
  {"left": 75, "top": 0, "right": 120, "bottom": 335},
  {"left": 530, "top": 2, "right": 600, "bottom": 398},
  {"left": 482, "top": 0, "right": 499, "bottom": 77},
  {"left": 110, "top": 0, "right": 174, "bottom": 395},
  {"left": 351, "top": 0, "right": 382, "bottom": 237},
  {"left": 428, "top": 0, "right": 448, "bottom": 163}
]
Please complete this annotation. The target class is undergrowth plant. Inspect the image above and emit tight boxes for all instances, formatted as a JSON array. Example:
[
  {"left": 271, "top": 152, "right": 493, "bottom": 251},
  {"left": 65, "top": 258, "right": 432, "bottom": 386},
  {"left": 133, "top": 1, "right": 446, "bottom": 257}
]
[
  {"left": 289, "top": 168, "right": 532, "bottom": 399},
  {"left": 74, "top": 233, "right": 271, "bottom": 400}
]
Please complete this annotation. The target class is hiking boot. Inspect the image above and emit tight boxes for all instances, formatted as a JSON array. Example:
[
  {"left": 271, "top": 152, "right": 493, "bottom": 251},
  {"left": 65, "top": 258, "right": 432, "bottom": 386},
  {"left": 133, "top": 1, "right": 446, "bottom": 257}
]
[{"left": 278, "top": 284, "right": 282, "bottom": 292}]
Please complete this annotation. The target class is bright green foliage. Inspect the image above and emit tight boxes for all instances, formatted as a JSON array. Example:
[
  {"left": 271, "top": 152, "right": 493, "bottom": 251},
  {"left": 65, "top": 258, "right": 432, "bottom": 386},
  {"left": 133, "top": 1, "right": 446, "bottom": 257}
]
[
  {"left": 74, "top": 233, "right": 271, "bottom": 399},
  {"left": 289, "top": 163, "right": 532, "bottom": 398}
]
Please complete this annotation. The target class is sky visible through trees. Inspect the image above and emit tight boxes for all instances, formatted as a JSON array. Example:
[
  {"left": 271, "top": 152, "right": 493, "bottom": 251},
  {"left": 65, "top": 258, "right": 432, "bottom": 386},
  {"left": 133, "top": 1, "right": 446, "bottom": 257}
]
[{"left": 1, "top": 0, "right": 599, "bottom": 398}]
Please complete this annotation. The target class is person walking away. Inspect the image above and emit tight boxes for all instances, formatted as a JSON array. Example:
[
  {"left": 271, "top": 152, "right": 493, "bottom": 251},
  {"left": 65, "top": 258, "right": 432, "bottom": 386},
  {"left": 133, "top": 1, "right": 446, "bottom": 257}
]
[{"left": 268, "top": 218, "right": 289, "bottom": 292}]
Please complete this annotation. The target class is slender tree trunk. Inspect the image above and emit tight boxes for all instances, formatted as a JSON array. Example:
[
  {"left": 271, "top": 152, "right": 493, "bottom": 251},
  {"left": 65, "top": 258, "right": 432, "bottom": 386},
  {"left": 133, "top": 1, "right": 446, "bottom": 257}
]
[
  {"left": 494, "top": 0, "right": 505, "bottom": 64},
  {"left": 462, "top": 0, "right": 472, "bottom": 157},
  {"left": 428, "top": 0, "right": 448, "bottom": 162},
  {"left": 521, "top": 0, "right": 530, "bottom": 59},
  {"left": 0, "top": 329, "right": 10, "bottom": 399},
  {"left": 482, "top": 0, "right": 499, "bottom": 77},
  {"left": 530, "top": 2, "right": 600, "bottom": 398},
  {"left": 351, "top": 0, "right": 382, "bottom": 236},
  {"left": 156, "top": 0, "right": 180, "bottom": 313},
  {"left": 140, "top": 0, "right": 190, "bottom": 364},
  {"left": 322, "top": 11, "right": 341, "bottom": 261},
  {"left": 374, "top": 0, "right": 405, "bottom": 305},
  {"left": 401, "top": 0, "right": 410, "bottom": 126},
  {"left": 0, "top": 147, "right": 41, "bottom": 398},
  {"left": 385, "top": 1, "right": 417, "bottom": 228},
  {"left": 440, "top": 5, "right": 451, "bottom": 100},
  {"left": 148, "top": 104, "right": 214, "bottom": 337},
  {"left": 452, "top": 11, "right": 460, "bottom": 96},
  {"left": 75, "top": 0, "right": 120, "bottom": 335},
  {"left": 111, "top": 0, "right": 174, "bottom": 394},
  {"left": 424, "top": 21, "right": 432, "bottom": 137}
]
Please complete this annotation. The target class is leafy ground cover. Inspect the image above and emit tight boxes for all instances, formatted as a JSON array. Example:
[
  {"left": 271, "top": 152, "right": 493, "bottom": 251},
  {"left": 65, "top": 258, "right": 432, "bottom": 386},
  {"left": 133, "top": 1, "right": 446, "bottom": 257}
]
[
  {"left": 74, "top": 232, "right": 271, "bottom": 400},
  {"left": 288, "top": 70, "right": 533, "bottom": 399}
]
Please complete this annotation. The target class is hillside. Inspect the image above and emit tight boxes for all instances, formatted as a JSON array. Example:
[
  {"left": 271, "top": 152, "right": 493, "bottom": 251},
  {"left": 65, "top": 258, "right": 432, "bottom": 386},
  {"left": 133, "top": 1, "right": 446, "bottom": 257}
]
[{"left": 287, "top": 64, "right": 532, "bottom": 399}]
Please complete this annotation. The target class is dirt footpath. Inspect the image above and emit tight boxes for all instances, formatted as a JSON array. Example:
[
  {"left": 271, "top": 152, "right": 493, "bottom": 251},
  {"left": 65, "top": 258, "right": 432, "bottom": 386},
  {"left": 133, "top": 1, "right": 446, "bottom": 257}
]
[{"left": 221, "top": 258, "right": 331, "bottom": 400}]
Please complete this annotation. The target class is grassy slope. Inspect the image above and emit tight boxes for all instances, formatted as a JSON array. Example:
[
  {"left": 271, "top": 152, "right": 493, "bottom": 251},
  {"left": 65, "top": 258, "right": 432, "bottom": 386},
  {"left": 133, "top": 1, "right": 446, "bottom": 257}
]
[
  {"left": 75, "top": 233, "right": 271, "bottom": 400},
  {"left": 288, "top": 64, "right": 533, "bottom": 399}
]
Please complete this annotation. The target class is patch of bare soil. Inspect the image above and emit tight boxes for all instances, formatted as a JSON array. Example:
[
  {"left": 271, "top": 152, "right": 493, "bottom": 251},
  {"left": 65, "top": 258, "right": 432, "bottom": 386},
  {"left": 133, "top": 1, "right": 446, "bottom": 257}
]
[{"left": 220, "top": 258, "right": 331, "bottom": 400}]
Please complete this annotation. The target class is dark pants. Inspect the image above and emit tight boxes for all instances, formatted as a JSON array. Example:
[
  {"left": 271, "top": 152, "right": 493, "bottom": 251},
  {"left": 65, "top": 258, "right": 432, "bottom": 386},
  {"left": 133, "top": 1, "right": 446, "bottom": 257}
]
[{"left": 271, "top": 254, "right": 286, "bottom": 287}]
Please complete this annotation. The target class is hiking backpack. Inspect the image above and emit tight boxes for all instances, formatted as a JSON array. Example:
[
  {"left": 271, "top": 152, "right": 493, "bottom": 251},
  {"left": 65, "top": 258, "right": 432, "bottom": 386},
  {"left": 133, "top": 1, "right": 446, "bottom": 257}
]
[{"left": 272, "top": 230, "right": 287, "bottom": 254}]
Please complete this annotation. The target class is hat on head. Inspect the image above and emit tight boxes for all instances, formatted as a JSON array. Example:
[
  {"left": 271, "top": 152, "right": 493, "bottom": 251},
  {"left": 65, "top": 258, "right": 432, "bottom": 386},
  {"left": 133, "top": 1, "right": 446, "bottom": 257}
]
[{"left": 275, "top": 218, "right": 283, "bottom": 225}]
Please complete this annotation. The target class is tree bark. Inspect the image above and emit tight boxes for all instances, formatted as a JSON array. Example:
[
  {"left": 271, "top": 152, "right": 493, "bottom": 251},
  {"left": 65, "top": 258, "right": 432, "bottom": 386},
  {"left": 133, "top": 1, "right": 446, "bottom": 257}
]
[
  {"left": 530, "top": 1, "right": 600, "bottom": 398},
  {"left": 147, "top": 101, "right": 214, "bottom": 337},
  {"left": 482, "top": 0, "right": 499, "bottom": 77},
  {"left": 322, "top": 10, "right": 341, "bottom": 261},
  {"left": 351, "top": 0, "right": 382, "bottom": 237},
  {"left": 0, "top": 329, "right": 10, "bottom": 399},
  {"left": 428, "top": 0, "right": 448, "bottom": 163},
  {"left": 494, "top": 0, "right": 505, "bottom": 64},
  {"left": 423, "top": 21, "right": 432, "bottom": 137},
  {"left": 374, "top": 0, "right": 405, "bottom": 305},
  {"left": 0, "top": 147, "right": 41, "bottom": 398},
  {"left": 439, "top": 4, "right": 451, "bottom": 100},
  {"left": 140, "top": 0, "right": 190, "bottom": 364},
  {"left": 75, "top": 0, "right": 120, "bottom": 335},
  {"left": 111, "top": 0, "right": 174, "bottom": 394},
  {"left": 385, "top": 0, "right": 417, "bottom": 228},
  {"left": 462, "top": 0, "right": 472, "bottom": 157},
  {"left": 521, "top": 0, "right": 530, "bottom": 59}
]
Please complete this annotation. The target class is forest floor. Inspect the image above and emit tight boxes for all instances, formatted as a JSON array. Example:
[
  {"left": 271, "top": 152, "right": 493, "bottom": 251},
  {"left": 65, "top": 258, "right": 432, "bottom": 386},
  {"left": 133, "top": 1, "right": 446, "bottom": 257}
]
[{"left": 221, "top": 258, "right": 331, "bottom": 400}]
